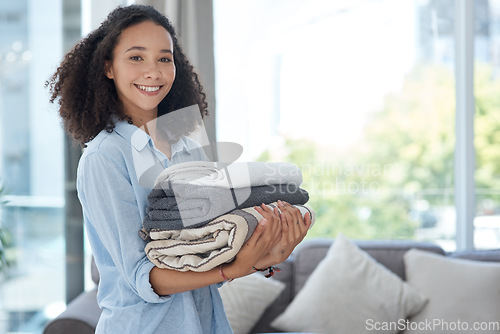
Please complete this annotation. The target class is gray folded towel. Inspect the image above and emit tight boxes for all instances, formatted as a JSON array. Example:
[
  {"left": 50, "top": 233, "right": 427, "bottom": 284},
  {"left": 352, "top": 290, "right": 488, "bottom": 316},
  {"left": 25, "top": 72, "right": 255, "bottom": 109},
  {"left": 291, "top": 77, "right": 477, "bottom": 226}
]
[{"left": 142, "top": 182, "right": 309, "bottom": 232}]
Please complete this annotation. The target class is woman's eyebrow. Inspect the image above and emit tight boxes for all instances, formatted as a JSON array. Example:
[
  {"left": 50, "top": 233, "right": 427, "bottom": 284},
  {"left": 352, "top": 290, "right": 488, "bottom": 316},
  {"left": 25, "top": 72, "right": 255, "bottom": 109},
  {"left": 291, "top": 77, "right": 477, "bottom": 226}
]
[{"left": 125, "top": 46, "right": 173, "bottom": 54}]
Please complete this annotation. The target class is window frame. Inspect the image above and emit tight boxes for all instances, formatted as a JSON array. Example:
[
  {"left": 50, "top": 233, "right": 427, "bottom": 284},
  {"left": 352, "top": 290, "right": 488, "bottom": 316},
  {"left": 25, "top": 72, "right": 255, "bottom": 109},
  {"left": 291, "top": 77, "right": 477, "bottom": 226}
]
[{"left": 454, "top": 0, "right": 476, "bottom": 251}]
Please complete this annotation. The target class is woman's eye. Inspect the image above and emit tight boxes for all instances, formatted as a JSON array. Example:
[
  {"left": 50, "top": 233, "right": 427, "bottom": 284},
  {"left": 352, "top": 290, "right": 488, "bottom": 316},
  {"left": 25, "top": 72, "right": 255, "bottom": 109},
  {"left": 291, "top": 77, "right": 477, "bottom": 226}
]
[
  {"left": 159, "top": 57, "right": 172, "bottom": 63},
  {"left": 130, "top": 56, "right": 142, "bottom": 61}
]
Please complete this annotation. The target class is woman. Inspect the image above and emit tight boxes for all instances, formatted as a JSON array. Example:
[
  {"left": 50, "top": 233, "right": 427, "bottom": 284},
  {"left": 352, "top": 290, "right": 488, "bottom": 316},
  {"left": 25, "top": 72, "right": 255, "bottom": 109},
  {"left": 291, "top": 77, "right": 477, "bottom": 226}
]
[{"left": 47, "top": 4, "right": 310, "bottom": 333}]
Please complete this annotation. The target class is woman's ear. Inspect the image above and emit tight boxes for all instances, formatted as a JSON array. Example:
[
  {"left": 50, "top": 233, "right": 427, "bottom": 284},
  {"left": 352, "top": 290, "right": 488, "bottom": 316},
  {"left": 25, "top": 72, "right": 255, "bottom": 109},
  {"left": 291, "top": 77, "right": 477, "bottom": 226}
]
[{"left": 104, "top": 61, "right": 114, "bottom": 79}]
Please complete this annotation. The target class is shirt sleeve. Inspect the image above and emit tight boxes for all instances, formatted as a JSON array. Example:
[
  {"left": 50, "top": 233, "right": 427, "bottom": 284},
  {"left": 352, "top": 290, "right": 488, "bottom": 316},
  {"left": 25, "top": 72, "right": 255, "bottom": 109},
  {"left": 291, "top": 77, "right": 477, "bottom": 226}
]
[{"left": 77, "top": 150, "right": 170, "bottom": 304}]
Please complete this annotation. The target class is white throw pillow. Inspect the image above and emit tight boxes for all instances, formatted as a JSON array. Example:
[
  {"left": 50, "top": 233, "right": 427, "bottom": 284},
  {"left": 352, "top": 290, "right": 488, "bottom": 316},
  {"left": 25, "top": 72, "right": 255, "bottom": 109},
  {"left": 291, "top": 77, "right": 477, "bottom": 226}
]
[
  {"left": 404, "top": 249, "right": 500, "bottom": 334},
  {"left": 219, "top": 272, "right": 286, "bottom": 334},
  {"left": 271, "top": 234, "right": 428, "bottom": 334}
]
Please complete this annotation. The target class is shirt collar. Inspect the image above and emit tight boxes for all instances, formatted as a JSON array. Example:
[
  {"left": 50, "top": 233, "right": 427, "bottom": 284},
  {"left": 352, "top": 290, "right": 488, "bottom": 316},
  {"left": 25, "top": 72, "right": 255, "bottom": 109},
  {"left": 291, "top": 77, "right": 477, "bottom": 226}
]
[
  {"left": 170, "top": 137, "right": 191, "bottom": 157},
  {"left": 112, "top": 118, "right": 150, "bottom": 151}
]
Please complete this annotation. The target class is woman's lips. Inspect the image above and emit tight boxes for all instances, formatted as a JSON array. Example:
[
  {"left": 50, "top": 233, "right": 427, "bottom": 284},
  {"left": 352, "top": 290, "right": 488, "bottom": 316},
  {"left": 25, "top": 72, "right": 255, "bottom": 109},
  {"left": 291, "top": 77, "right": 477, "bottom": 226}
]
[{"left": 135, "top": 84, "right": 163, "bottom": 95}]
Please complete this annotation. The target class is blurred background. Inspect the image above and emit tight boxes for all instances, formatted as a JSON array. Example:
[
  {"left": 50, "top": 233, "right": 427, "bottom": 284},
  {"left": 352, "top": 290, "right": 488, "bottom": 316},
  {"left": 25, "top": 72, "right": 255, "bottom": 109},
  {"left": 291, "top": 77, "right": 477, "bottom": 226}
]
[{"left": 1, "top": 0, "right": 499, "bottom": 332}]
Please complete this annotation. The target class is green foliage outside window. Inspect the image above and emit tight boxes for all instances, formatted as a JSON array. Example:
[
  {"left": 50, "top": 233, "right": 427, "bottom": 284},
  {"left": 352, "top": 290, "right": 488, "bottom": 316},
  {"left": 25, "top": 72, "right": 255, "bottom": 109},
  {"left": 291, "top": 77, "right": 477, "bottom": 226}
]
[{"left": 259, "top": 63, "right": 500, "bottom": 240}]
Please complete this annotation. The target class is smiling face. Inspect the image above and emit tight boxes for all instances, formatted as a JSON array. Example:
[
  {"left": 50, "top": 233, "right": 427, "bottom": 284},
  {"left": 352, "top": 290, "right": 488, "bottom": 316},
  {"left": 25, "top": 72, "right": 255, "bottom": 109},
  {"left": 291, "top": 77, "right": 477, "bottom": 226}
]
[{"left": 105, "top": 20, "right": 175, "bottom": 123}]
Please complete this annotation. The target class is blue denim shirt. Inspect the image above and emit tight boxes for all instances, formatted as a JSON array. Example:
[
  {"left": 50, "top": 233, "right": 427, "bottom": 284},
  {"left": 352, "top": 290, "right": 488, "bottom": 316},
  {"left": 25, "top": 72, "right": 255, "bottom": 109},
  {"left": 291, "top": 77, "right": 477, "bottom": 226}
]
[{"left": 76, "top": 119, "right": 232, "bottom": 334}]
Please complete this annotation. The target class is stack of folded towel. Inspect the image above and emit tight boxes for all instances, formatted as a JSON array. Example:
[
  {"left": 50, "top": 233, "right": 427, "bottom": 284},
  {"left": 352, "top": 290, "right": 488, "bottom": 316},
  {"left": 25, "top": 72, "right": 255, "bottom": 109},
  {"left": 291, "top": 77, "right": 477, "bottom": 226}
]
[{"left": 139, "top": 161, "right": 315, "bottom": 272}]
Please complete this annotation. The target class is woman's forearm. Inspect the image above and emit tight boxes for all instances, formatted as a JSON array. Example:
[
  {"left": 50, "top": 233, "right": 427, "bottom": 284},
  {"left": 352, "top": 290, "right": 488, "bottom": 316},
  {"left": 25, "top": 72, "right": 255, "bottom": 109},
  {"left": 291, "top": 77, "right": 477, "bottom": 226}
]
[
  {"left": 149, "top": 207, "right": 288, "bottom": 296},
  {"left": 149, "top": 260, "right": 255, "bottom": 296},
  {"left": 150, "top": 266, "right": 223, "bottom": 296}
]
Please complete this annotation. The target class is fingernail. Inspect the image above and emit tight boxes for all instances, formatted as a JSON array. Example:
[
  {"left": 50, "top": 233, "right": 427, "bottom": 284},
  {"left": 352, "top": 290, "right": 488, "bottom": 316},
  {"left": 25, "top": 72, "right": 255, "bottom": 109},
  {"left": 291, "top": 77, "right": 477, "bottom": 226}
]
[{"left": 259, "top": 218, "right": 268, "bottom": 226}]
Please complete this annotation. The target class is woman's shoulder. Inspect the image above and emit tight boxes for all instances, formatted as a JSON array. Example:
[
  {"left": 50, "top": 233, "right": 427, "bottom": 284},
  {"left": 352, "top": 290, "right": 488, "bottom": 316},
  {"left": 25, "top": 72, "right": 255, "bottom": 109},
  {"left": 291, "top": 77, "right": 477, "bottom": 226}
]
[
  {"left": 79, "top": 124, "right": 135, "bottom": 173},
  {"left": 82, "top": 129, "right": 121, "bottom": 158},
  {"left": 76, "top": 131, "right": 132, "bottom": 190},
  {"left": 83, "top": 119, "right": 135, "bottom": 155}
]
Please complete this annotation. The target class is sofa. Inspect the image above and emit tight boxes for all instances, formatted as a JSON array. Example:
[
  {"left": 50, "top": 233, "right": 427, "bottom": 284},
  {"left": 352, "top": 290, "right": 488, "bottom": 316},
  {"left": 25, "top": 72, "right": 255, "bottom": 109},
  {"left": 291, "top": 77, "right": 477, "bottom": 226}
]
[{"left": 44, "top": 237, "right": 500, "bottom": 334}]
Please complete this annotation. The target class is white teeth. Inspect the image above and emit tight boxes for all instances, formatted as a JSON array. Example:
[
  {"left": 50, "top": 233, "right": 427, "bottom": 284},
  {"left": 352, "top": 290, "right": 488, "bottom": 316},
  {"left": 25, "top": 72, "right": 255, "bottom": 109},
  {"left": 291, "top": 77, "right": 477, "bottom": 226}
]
[{"left": 137, "top": 85, "right": 160, "bottom": 92}]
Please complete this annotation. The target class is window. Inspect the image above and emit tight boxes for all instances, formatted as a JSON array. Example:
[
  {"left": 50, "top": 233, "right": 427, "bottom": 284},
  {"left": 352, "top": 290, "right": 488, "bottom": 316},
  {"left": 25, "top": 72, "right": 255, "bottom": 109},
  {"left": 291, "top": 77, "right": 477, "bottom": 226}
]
[
  {"left": 474, "top": 0, "right": 500, "bottom": 250},
  {"left": 214, "top": 0, "right": 500, "bottom": 251},
  {"left": 0, "top": 0, "right": 65, "bottom": 332}
]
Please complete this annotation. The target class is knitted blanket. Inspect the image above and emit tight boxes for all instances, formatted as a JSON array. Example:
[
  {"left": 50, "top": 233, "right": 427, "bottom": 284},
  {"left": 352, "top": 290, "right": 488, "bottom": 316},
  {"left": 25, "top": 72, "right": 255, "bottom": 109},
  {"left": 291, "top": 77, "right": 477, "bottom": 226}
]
[{"left": 144, "top": 202, "right": 315, "bottom": 272}]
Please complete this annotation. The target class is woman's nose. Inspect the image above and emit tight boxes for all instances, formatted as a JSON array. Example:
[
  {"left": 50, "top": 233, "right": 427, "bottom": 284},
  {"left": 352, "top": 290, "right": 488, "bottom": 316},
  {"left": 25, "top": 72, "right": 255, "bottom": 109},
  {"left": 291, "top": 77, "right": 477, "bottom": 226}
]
[{"left": 143, "top": 62, "right": 161, "bottom": 79}]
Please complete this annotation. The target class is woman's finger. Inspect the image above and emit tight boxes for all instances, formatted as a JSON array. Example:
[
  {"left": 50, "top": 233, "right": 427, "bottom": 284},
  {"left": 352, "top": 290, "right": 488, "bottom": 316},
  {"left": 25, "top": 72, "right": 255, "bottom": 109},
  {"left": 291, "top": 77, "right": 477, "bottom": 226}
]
[
  {"left": 278, "top": 204, "right": 291, "bottom": 227},
  {"left": 304, "top": 211, "right": 311, "bottom": 227},
  {"left": 296, "top": 214, "right": 307, "bottom": 237},
  {"left": 254, "top": 205, "right": 272, "bottom": 221},
  {"left": 280, "top": 205, "right": 302, "bottom": 234},
  {"left": 277, "top": 203, "right": 294, "bottom": 238},
  {"left": 255, "top": 204, "right": 280, "bottom": 227},
  {"left": 257, "top": 205, "right": 283, "bottom": 239},
  {"left": 245, "top": 218, "right": 268, "bottom": 247},
  {"left": 280, "top": 211, "right": 290, "bottom": 235},
  {"left": 255, "top": 203, "right": 277, "bottom": 217},
  {"left": 260, "top": 203, "right": 275, "bottom": 214}
]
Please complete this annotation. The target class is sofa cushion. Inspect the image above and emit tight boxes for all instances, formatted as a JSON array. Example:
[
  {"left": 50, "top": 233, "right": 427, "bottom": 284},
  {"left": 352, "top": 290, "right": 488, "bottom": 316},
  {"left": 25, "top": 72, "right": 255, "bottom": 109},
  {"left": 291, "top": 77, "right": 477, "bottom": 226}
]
[
  {"left": 404, "top": 249, "right": 500, "bottom": 334},
  {"left": 449, "top": 248, "right": 500, "bottom": 262},
  {"left": 250, "top": 258, "right": 294, "bottom": 333},
  {"left": 292, "top": 238, "right": 445, "bottom": 295},
  {"left": 271, "top": 235, "right": 428, "bottom": 334},
  {"left": 219, "top": 272, "right": 286, "bottom": 334}
]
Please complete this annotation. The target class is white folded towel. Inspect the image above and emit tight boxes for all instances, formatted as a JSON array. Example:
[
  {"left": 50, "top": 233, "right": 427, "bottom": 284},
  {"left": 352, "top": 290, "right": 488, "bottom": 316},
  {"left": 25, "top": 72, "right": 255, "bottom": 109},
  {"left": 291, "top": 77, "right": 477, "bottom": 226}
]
[{"left": 154, "top": 161, "right": 303, "bottom": 190}]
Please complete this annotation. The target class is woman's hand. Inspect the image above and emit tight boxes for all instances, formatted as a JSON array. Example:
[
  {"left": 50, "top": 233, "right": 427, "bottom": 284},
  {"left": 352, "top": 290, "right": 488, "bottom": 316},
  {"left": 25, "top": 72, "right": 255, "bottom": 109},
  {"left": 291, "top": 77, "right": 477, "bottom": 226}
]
[
  {"left": 222, "top": 203, "right": 282, "bottom": 279},
  {"left": 151, "top": 207, "right": 282, "bottom": 294},
  {"left": 151, "top": 202, "right": 307, "bottom": 293},
  {"left": 254, "top": 200, "right": 311, "bottom": 269}
]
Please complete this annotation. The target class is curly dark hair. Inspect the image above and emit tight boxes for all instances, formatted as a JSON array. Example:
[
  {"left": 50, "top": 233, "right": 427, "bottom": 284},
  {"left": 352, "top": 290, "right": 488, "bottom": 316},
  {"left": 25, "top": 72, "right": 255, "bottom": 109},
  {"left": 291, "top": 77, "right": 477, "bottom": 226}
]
[{"left": 46, "top": 4, "right": 208, "bottom": 145}]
